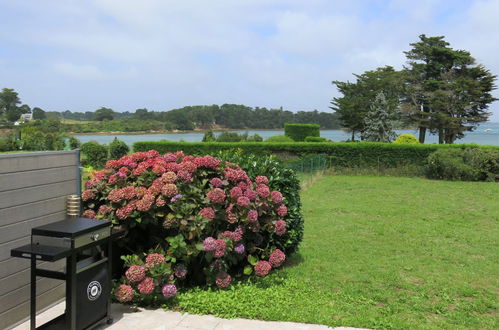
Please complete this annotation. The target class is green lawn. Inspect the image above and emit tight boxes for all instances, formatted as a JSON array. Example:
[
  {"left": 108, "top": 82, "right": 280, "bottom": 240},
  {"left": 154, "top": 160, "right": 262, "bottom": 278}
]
[{"left": 173, "top": 175, "right": 499, "bottom": 329}]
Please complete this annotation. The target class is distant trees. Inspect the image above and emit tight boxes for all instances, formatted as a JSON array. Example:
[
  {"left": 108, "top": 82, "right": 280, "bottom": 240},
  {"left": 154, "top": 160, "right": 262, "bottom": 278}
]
[
  {"left": 0, "top": 88, "right": 22, "bottom": 122},
  {"left": 94, "top": 107, "right": 115, "bottom": 121},
  {"left": 331, "top": 35, "right": 497, "bottom": 144},
  {"left": 32, "top": 107, "right": 46, "bottom": 120}
]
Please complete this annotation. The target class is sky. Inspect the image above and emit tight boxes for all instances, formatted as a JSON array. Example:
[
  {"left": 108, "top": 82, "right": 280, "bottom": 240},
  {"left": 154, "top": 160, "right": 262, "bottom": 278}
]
[{"left": 1, "top": 0, "right": 498, "bottom": 121}]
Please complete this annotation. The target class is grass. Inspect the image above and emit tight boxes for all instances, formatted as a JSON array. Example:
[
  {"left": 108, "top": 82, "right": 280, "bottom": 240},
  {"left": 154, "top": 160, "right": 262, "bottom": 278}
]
[{"left": 172, "top": 175, "right": 499, "bottom": 329}]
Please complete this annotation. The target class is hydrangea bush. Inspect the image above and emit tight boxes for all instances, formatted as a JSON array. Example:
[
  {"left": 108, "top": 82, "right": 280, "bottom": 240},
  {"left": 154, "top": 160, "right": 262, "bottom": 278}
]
[{"left": 82, "top": 150, "right": 298, "bottom": 304}]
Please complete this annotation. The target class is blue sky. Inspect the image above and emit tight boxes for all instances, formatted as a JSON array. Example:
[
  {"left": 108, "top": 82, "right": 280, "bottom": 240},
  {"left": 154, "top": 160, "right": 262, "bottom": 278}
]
[{"left": 1, "top": 0, "right": 498, "bottom": 121}]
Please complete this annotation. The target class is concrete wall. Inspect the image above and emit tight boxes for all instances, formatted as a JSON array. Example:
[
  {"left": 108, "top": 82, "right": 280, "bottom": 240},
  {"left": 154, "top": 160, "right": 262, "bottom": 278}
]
[{"left": 0, "top": 150, "right": 80, "bottom": 329}]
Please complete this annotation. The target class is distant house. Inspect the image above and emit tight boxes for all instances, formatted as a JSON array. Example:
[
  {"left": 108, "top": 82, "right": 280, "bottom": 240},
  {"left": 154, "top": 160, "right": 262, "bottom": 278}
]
[
  {"left": 20, "top": 113, "right": 33, "bottom": 121},
  {"left": 14, "top": 113, "right": 33, "bottom": 125}
]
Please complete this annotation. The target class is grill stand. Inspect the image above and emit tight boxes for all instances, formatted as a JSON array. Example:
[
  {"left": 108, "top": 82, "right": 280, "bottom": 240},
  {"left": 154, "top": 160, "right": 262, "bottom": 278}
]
[{"left": 12, "top": 219, "right": 125, "bottom": 330}]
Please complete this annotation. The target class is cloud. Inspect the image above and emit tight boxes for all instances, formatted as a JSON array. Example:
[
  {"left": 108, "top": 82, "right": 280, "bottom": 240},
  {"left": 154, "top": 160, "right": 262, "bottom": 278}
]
[{"left": 0, "top": 0, "right": 497, "bottom": 119}]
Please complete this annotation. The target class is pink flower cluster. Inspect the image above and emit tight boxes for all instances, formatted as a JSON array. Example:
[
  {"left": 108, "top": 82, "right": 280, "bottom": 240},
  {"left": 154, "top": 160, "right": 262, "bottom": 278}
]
[
  {"left": 199, "top": 207, "right": 216, "bottom": 220},
  {"left": 162, "top": 284, "right": 177, "bottom": 298},
  {"left": 125, "top": 265, "right": 146, "bottom": 283},
  {"left": 269, "top": 249, "right": 286, "bottom": 268},
  {"left": 137, "top": 277, "right": 155, "bottom": 295},
  {"left": 275, "top": 220, "right": 287, "bottom": 236},
  {"left": 145, "top": 253, "right": 165, "bottom": 269},
  {"left": 215, "top": 272, "right": 232, "bottom": 289},
  {"left": 115, "top": 284, "right": 134, "bottom": 302},
  {"left": 254, "top": 260, "right": 272, "bottom": 277},
  {"left": 207, "top": 188, "right": 226, "bottom": 203}
]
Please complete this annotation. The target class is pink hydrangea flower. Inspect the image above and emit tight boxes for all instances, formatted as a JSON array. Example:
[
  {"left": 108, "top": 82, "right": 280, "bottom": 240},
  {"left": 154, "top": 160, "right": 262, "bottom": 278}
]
[
  {"left": 277, "top": 204, "right": 288, "bottom": 217},
  {"left": 207, "top": 188, "right": 226, "bottom": 203},
  {"left": 174, "top": 264, "right": 188, "bottom": 279},
  {"left": 145, "top": 253, "right": 166, "bottom": 269},
  {"left": 125, "top": 265, "right": 146, "bottom": 283},
  {"left": 137, "top": 277, "right": 155, "bottom": 295},
  {"left": 177, "top": 170, "right": 193, "bottom": 182},
  {"left": 230, "top": 187, "right": 243, "bottom": 198},
  {"left": 269, "top": 249, "right": 286, "bottom": 268},
  {"left": 82, "top": 209, "right": 96, "bottom": 219},
  {"left": 275, "top": 220, "right": 287, "bottom": 235},
  {"left": 162, "top": 284, "right": 177, "bottom": 298},
  {"left": 115, "top": 203, "right": 136, "bottom": 220},
  {"left": 271, "top": 191, "right": 283, "bottom": 204},
  {"left": 161, "top": 184, "right": 178, "bottom": 197},
  {"left": 203, "top": 237, "right": 218, "bottom": 251},
  {"left": 161, "top": 171, "right": 177, "bottom": 183},
  {"left": 156, "top": 196, "right": 166, "bottom": 207},
  {"left": 234, "top": 244, "right": 245, "bottom": 254},
  {"left": 199, "top": 207, "right": 216, "bottom": 220},
  {"left": 214, "top": 240, "right": 226, "bottom": 258},
  {"left": 115, "top": 284, "right": 134, "bottom": 302},
  {"left": 256, "top": 184, "right": 270, "bottom": 198},
  {"left": 247, "top": 210, "right": 258, "bottom": 222},
  {"left": 215, "top": 272, "right": 232, "bottom": 289},
  {"left": 210, "top": 177, "right": 223, "bottom": 187},
  {"left": 81, "top": 189, "right": 95, "bottom": 201},
  {"left": 237, "top": 196, "right": 250, "bottom": 207},
  {"left": 136, "top": 194, "right": 155, "bottom": 212},
  {"left": 98, "top": 205, "right": 112, "bottom": 215},
  {"left": 224, "top": 168, "right": 248, "bottom": 182},
  {"left": 244, "top": 189, "right": 257, "bottom": 200},
  {"left": 255, "top": 176, "right": 269, "bottom": 185},
  {"left": 254, "top": 260, "right": 272, "bottom": 277}
]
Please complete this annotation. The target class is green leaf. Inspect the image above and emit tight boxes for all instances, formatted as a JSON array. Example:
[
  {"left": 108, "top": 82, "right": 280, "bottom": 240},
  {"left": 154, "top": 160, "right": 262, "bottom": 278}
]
[
  {"left": 248, "top": 255, "right": 259, "bottom": 266},
  {"left": 243, "top": 265, "right": 253, "bottom": 275}
]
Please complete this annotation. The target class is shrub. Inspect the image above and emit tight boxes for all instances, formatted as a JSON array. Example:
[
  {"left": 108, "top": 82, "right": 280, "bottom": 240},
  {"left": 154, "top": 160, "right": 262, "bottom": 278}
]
[
  {"left": 425, "top": 148, "right": 499, "bottom": 181},
  {"left": 265, "top": 135, "right": 294, "bottom": 143},
  {"left": 109, "top": 137, "right": 130, "bottom": 160},
  {"left": 134, "top": 141, "right": 499, "bottom": 169},
  {"left": 68, "top": 136, "right": 81, "bottom": 149},
  {"left": 82, "top": 150, "right": 301, "bottom": 304},
  {"left": 304, "top": 136, "right": 327, "bottom": 142},
  {"left": 394, "top": 134, "right": 419, "bottom": 144},
  {"left": 284, "top": 123, "right": 320, "bottom": 142},
  {"left": 80, "top": 141, "right": 108, "bottom": 168},
  {"left": 215, "top": 149, "right": 303, "bottom": 255},
  {"left": 214, "top": 131, "right": 263, "bottom": 142},
  {"left": 202, "top": 131, "right": 216, "bottom": 142}
]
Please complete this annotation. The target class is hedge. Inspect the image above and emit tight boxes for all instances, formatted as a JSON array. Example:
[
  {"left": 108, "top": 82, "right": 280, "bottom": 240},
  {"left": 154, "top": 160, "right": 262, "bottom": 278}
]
[
  {"left": 284, "top": 123, "right": 320, "bottom": 141},
  {"left": 134, "top": 141, "right": 499, "bottom": 168}
]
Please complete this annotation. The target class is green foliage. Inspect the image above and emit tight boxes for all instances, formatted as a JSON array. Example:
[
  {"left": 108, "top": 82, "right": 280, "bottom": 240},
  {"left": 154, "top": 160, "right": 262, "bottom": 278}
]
[
  {"left": 362, "top": 92, "right": 397, "bottom": 142},
  {"left": 64, "top": 118, "right": 167, "bottom": 133},
  {"left": 18, "top": 125, "right": 65, "bottom": 151},
  {"left": 68, "top": 136, "right": 81, "bottom": 149},
  {"left": 32, "top": 107, "right": 46, "bottom": 120},
  {"left": 284, "top": 123, "right": 320, "bottom": 142},
  {"left": 133, "top": 140, "right": 499, "bottom": 169},
  {"left": 0, "top": 132, "right": 19, "bottom": 151},
  {"left": 109, "top": 137, "right": 130, "bottom": 160},
  {"left": 202, "top": 131, "right": 216, "bottom": 142},
  {"left": 80, "top": 141, "right": 108, "bottom": 168},
  {"left": 94, "top": 107, "right": 115, "bottom": 121},
  {"left": 425, "top": 148, "right": 499, "bottom": 181},
  {"left": 304, "top": 136, "right": 327, "bottom": 142},
  {"left": 214, "top": 131, "right": 263, "bottom": 142},
  {"left": 394, "top": 134, "right": 419, "bottom": 144},
  {"left": 216, "top": 149, "right": 304, "bottom": 255},
  {"left": 265, "top": 135, "right": 294, "bottom": 143}
]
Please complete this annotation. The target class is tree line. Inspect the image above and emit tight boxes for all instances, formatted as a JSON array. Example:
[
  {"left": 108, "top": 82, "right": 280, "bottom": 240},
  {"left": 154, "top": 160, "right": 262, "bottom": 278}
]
[
  {"left": 331, "top": 34, "right": 497, "bottom": 144},
  {"left": 0, "top": 90, "right": 341, "bottom": 131}
]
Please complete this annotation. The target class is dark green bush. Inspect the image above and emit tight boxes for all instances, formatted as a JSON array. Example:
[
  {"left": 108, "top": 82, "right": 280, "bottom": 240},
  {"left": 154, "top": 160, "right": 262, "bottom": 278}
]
[
  {"left": 134, "top": 140, "right": 499, "bottom": 169},
  {"left": 109, "top": 137, "right": 130, "bottom": 160},
  {"left": 304, "top": 136, "right": 327, "bottom": 142},
  {"left": 216, "top": 149, "right": 304, "bottom": 255},
  {"left": 81, "top": 141, "right": 108, "bottom": 168},
  {"left": 265, "top": 135, "right": 294, "bottom": 143},
  {"left": 214, "top": 131, "right": 263, "bottom": 142},
  {"left": 425, "top": 148, "right": 499, "bottom": 182},
  {"left": 68, "top": 136, "right": 81, "bottom": 149},
  {"left": 284, "top": 123, "right": 320, "bottom": 142}
]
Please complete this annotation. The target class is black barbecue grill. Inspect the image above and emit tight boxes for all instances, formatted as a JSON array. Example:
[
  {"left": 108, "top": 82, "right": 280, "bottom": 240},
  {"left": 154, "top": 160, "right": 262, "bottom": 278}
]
[{"left": 11, "top": 217, "right": 125, "bottom": 330}]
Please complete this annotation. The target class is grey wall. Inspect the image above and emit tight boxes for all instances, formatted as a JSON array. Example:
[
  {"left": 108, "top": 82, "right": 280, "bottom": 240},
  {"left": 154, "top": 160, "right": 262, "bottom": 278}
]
[{"left": 0, "top": 150, "right": 80, "bottom": 329}]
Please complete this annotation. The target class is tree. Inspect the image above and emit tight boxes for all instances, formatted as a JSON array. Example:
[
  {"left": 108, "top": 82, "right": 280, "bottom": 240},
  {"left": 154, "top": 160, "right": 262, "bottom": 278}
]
[
  {"left": 331, "top": 66, "right": 402, "bottom": 141},
  {"left": 32, "top": 107, "right": 46, "bottom": 120},
  {"left": 94, "top": 107, "right": 115, "bottom": 121},
  {"left": 362, "top": 92, "right": 397, "bottom": 142},
  {"left": 0, "top": 88, "right": 21, "bottom": 121},
  {"left": 402, "top": 34, "right": 497, "bottom": 143}
]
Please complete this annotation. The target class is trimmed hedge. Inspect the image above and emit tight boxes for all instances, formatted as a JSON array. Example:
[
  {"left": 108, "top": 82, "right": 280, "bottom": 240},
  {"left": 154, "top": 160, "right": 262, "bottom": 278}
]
[
  {"left": 134, "top": 141, "right": 499, "bottom": 169},
  {"left": 304, "top": 136, "right": 327, "bottom": 142},
  {"left": 284, "top": 123, "right": 320, "bottom": 142}
]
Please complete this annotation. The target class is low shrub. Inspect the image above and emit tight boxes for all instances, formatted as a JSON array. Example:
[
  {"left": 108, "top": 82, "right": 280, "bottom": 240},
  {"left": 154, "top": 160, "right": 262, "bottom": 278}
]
[
  {"left": 425, "top": 148, "right": 499, "bottom": 181},
  {"left": 265, "top": 135, "right": 294, "bottom": 143},
  {"left": 82, "top": 150, "right": 301, "bottom": 304},
  {"left": 214, "top": 131, "right": 263, "bottom": 142},
  {"left": 134, "top": 141, "right": 499, "bottom": 169},
  {"left": 80, "top": 141, "right": 108, "bottom": 168},
  {"left": 394, "top": 134, "right": 419, "bottom": 144},
  {"left": 68, "top": 136, "right": 81, "bottom": 149},
  {"left": 109, "top": 137, "right": 130, "bottom": 160},
  {"left": 304, "top": 136, "right": 327, "bottom": 142},
  {"left": 284, "top": 123, "right": 320, "bottom": 142}
]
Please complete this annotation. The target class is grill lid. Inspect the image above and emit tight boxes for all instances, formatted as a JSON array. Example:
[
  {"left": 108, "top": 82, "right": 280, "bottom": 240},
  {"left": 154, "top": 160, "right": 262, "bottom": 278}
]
[{"left": 32, "top": 217, "right": 111, "bottom": 238}]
